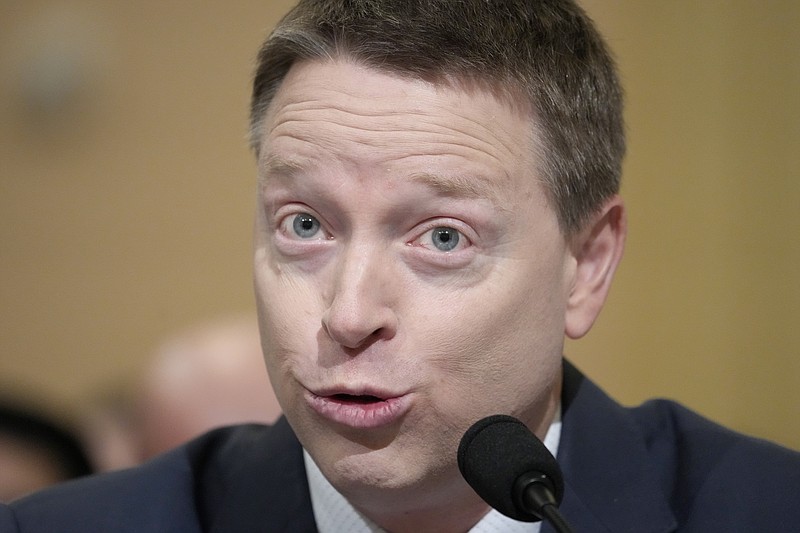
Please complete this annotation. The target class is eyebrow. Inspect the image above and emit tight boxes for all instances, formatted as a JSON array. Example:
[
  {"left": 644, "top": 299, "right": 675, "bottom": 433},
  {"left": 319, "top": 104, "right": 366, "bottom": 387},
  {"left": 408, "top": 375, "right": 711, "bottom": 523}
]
[
  {"left": 409, "top": 171, "right": 509, "bottom": 209},
  {"left": 258, "top": 155, "right": 511, "bottom": 210},
  {"left": 257, "top": 154, "right": 307, "bottom": 186}
]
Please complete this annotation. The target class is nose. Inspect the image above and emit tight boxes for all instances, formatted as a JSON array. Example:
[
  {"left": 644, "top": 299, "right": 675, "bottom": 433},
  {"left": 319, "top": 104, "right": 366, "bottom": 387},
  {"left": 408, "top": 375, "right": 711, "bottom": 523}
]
[{"left": 321, "top": 244, "right": 398, "bottom": 350}]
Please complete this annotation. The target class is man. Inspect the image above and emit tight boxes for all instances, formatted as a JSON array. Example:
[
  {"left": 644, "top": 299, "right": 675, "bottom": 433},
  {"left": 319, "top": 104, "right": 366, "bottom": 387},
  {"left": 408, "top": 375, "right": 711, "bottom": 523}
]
[{"left": 2, "top": 0, "right": 799, "bottom": 531}]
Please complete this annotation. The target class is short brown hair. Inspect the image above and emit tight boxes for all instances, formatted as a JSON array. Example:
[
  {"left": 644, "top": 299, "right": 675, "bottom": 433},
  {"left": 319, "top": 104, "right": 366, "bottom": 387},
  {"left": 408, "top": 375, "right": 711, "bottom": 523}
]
[{"left": 250, "top": 0, "right": 624, "bottom": 234}]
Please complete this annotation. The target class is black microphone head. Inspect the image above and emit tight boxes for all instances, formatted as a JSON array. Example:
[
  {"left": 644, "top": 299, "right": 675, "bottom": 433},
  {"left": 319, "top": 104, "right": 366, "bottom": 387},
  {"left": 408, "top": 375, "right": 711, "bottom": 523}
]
[{"left": 457, "top": 414, "right": 564, "bottom": 522}]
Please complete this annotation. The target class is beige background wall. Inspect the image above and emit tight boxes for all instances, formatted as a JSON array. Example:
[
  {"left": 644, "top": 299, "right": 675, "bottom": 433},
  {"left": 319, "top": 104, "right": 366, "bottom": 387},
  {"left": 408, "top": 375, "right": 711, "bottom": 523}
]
[{"left": 1, "top": 1, "right": 798, "bottom": 450}]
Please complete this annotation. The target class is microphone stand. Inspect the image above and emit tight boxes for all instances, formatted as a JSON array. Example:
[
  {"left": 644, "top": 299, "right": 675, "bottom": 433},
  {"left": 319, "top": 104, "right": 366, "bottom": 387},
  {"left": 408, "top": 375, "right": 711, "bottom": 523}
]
[{"left": 516, "top": 472, "right": 574, "bottom": 533}]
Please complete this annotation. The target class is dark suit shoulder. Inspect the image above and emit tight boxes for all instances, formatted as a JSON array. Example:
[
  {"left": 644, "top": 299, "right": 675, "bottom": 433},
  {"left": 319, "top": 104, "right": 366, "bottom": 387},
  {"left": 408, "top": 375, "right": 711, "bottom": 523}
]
[
  {"left": 6, "top": 444, "right": 200, "bottom": 532},
  {"left": 629, "top": 399, "right": 800, "bottom": 530},
  {"left": 558, "top": 360, "right": 800, "bottom": 531},
  {"left": 4, "top": 424, "right": 289, "bottom": 533},
  {"left": 189, "top": 418, "right": 317, "bottom": 532}
]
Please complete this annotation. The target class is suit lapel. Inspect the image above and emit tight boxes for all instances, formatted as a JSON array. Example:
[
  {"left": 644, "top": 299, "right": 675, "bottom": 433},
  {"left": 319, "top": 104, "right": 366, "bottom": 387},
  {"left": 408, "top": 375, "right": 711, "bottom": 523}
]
[
  {"left": 545, "top": 361, "right": 677, "bottom": 533},
  {"left": 195, "top": 418, "right": 318, "bottom": 533}
]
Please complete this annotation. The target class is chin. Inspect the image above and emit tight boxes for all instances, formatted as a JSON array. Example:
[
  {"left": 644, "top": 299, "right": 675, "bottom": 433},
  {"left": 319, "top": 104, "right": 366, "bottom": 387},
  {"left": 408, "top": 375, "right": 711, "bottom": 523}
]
[{"left": 315, "top": 431, "right": 431, "bottom": 493}]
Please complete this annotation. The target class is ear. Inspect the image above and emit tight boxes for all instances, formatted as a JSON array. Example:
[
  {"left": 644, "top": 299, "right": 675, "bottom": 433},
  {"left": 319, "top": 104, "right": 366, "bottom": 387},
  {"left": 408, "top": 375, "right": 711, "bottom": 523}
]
[{"left": 564, "top": 195, "right": 627, "bottom": 339}]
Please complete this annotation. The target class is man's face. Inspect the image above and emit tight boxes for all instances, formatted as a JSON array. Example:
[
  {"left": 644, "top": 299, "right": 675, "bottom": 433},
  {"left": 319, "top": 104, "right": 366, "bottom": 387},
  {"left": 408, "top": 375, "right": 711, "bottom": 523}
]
[{"left": 253, "top": 59, "right": 575, "bottom": 508}]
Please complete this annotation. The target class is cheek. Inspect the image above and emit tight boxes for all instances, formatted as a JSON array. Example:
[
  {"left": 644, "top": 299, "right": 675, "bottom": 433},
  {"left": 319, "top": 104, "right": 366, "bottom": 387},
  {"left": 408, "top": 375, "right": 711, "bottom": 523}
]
[
  {"left": 420, "top": 260, "right": 568, "bottom": 409},
  {"left": 255, "top": 266, "right": 321, "bottom": 392}
]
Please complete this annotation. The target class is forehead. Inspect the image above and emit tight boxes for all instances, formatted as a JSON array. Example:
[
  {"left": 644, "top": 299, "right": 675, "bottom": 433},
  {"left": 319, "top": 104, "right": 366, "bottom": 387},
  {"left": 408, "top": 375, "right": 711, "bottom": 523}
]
[
  {"left": 263, "top": 59, "right": 534, "bottom": 145},
  {"left": 258, "top": 59, "right": 544, "bottom": 205}
]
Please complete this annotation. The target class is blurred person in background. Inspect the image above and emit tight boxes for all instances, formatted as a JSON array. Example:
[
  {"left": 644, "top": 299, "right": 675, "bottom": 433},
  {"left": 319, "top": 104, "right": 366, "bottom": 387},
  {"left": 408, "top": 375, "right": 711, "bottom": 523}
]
[
  {"left": 0, "top": 402, "right": 93, "bottom": 502},
  {"left": 132, "top": 313, "right": 282, "bottom": 459},
  {"left": 80, "top": 314, "right": 282, "bottom": 472}
]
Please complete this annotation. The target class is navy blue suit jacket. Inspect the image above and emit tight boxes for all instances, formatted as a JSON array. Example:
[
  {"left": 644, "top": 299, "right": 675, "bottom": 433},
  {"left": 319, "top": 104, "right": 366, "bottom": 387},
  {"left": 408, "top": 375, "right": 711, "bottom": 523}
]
[{"left": 3, "top": 361, "right": 799, "bottom": 532}]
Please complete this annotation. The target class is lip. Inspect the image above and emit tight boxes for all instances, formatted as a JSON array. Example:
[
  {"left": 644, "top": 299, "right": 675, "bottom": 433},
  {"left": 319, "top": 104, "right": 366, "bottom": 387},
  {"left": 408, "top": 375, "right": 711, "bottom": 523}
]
[{"left": 305, "top": 387, "right": 412, "bottom": 429}]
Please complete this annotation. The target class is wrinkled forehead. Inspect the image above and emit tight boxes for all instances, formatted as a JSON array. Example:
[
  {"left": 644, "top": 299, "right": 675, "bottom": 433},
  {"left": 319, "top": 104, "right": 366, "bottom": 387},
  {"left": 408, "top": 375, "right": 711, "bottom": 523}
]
[
  {"left": 254, "top": 52, "right": 537, "bottom": 140},
  {"left": 256, "top": 59, "right": 542, "bottom": 195},
  {"left": 259, "top": 59, "right": 537, "bottom": 156}
]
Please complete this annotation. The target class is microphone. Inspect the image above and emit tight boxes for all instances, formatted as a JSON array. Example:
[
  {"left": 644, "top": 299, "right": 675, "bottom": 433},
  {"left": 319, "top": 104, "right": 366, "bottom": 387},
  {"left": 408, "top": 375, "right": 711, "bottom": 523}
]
[{"left": 457, "top": 414, "right": 573, "bottom": 533}]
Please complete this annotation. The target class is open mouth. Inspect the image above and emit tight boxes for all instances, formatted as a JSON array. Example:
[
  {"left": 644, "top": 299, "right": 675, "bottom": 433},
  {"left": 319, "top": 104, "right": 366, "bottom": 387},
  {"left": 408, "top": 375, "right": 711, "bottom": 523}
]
[
  {"left": 306, "top": 389, "right": 411, "bottom": 428},
  {"left": 330, "top": 393, "right": 384, "bottom": 404}
]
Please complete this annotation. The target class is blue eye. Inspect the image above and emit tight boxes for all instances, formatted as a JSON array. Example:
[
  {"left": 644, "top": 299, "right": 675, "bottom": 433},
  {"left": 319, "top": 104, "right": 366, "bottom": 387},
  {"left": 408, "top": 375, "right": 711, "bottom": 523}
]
[
  {"left": 292, "top": 213, "right": 321, "bottom": 239},
  {"left": 431, "top": 227, "right": 460, "bottom": 251}
]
